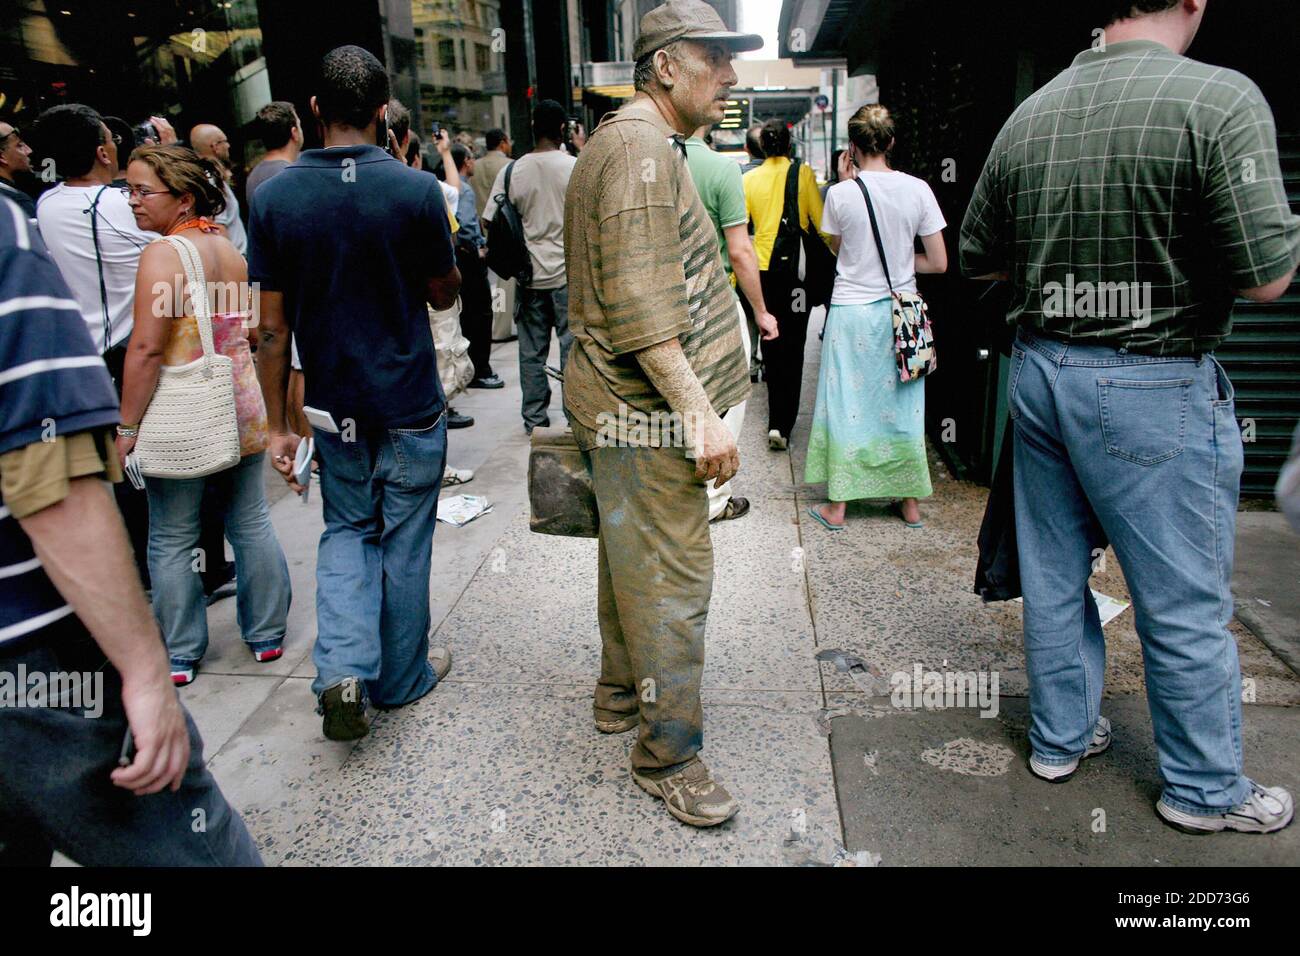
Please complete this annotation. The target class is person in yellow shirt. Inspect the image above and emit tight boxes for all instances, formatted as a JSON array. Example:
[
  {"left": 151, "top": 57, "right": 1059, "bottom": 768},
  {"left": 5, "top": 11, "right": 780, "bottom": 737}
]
[{"left": 743, "top": 119, "right": 828, "bottom": 450}]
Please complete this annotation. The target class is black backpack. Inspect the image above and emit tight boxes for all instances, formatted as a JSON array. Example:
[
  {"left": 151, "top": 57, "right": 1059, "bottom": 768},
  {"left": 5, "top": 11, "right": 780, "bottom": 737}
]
[
  {"left": 768, "top": 158, "right": 836, "bottom": 307},
  {"left": 486, "top": 161, "right": 533, "bottom": 286}
]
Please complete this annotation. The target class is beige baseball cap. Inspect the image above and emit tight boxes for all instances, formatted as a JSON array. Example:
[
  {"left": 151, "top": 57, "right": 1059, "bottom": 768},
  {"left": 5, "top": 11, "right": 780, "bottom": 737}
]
[{"left": 633, "top": 0, "right": 764, "bottom": 61}]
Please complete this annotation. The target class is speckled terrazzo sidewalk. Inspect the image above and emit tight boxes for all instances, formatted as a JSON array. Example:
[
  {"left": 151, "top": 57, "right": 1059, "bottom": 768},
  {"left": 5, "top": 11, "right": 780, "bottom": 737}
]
[{"left": 175, "top": 319, "right": 1300, "bottom": 867}]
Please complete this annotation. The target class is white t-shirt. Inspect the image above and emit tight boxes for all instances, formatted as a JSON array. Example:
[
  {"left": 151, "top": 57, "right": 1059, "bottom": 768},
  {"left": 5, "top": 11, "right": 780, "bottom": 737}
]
[
  {"left": 820, "top": 171, "right": 946, "bottom": 304},
  {"left": 482, "top": 149, "right": 576, "bottom": 290},
  {"left": 36, "top": 183, "right": 157, "bottom": 352},
  {"left": 216, "top": 181, "right": 247, "bottom": 255}
]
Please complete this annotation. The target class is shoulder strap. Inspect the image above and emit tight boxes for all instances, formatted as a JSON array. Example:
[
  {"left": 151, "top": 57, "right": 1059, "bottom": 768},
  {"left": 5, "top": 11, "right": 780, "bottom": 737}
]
[
  {"left": 781, "top": 158, "right": 801, "bottom": 233},
  {"left": 854, "top": 176, "right": 894, "bottom": 294},
  {"left": 503, "top": 160, "right": 514, "bottom": 202},
  {"left": 89, "top": 185, "right": 113, "bottom": 353},
  {"left": 159, "top": 234, "right": 219, "bottom": 366}
]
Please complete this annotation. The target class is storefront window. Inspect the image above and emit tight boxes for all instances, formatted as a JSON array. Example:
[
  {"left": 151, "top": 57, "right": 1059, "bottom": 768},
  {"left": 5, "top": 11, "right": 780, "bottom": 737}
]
[{"left": 0, "top": 0, "right": 267, "bottom": 155}]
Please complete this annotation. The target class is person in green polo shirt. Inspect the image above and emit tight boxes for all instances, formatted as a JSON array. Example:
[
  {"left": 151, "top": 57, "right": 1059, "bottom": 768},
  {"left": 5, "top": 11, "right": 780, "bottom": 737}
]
[
  {"left": 962, "top": 0, "right": 1300, "bottom": 835},
  {"left": 684, "top": 128, "right": 779, "bottom": 522}
]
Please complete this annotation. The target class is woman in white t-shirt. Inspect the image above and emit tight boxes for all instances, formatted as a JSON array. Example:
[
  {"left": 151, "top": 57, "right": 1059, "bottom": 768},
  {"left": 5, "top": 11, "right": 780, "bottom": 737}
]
[{"left": 804, "top": 105, "right": 948, "bottom": 530}]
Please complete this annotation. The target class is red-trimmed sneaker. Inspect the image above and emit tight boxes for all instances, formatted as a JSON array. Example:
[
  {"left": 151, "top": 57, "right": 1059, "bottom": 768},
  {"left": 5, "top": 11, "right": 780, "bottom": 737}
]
[
  {"left": 251, "top": 642, "right": 284, "bottom": 663},
  {"left": 171, "top": 665, "right": 195, "bottom": 686}
]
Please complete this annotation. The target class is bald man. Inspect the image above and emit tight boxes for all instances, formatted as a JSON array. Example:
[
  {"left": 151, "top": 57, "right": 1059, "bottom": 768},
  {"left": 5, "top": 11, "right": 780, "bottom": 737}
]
[{"left": 189, "top": 122, "right": 247, "bottom": 255}]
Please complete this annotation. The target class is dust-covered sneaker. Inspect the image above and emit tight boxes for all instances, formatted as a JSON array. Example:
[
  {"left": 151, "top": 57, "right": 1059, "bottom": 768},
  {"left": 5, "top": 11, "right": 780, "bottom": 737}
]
[
  {"left": 632, "top": 759, "right": 739, "bottom": 827},
  {"left": 1029, "top": 715, "right": 1111, "bottom": 782},
  {"left": 319, "top": 677, "right": 370, "bottom": 741},
  {"left": 594, "top": 712, "right": 639, "bottom": 734},
  {"left": 1157, "top": 781, "right": 1294, "bottom": 834},
  {"left": 767, "top": 429, "right": 788, "bottom": 451}
]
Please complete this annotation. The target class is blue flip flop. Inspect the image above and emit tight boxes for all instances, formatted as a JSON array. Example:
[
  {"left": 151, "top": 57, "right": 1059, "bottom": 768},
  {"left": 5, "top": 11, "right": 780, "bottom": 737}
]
[{"left": 807, "top": 506, "right": 846, "bottom": 532}]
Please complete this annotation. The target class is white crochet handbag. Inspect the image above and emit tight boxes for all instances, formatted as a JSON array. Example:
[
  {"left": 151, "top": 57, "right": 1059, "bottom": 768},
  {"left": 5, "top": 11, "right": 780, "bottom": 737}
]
[{"left": 134, "top": 234, "right": 241, "bottom": 479}]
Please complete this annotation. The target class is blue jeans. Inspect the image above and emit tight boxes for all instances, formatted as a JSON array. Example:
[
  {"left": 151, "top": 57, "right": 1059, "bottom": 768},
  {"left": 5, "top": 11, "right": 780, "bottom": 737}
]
[
  {"left": 312, "top": 415, "right": 447, "bottom": 707},
  {"left": 1010, "top": 330, "right": 1249, "bottom": 815},
  {"left": 145, "top": 452, "right": 292, "bottom": 667},
  {"left": 0, "top": 619, "right": 262, "bottom": 865}
]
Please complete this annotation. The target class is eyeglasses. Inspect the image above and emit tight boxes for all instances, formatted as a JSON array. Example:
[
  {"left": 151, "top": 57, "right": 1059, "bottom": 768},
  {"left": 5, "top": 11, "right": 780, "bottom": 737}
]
[{"left": 119, "top": 185, "right": 171, "bottom": 199}]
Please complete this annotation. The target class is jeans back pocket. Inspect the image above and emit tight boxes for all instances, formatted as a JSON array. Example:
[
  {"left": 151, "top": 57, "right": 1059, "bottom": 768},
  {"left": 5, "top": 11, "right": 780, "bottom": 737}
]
[{"left": 1097, "top": 377, "right": 1192, "bottom": 465}]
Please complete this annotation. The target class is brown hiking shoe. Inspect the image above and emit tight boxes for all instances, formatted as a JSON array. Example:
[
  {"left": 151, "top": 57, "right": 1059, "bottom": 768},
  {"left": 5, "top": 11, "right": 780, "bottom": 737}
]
[{"left": 632, "top": 759, "right": 739, "bottom": 827}]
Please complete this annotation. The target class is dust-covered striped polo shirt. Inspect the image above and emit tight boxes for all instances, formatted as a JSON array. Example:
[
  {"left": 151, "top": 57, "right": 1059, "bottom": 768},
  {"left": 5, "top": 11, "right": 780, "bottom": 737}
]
[
  {"left": 961, "top": 39, "right": 1300, "bottom": 356},
  {"left": 562, "top": 102, "right": 749, "bottom": 448}
]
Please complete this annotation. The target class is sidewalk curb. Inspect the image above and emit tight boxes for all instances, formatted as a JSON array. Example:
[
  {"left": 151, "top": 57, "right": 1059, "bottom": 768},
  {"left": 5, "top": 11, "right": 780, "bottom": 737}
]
[{"left": 1235, "top": 604, "right": 1300, "bottom": 679}]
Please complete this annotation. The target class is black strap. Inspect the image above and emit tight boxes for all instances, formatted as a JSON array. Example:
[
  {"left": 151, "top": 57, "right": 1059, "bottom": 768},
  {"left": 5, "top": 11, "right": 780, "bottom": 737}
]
[
  {"left": 89, "top": 185, "right": 113, "bottom": 353},
  {"left": 854, "top": 176, "right": 894, "bottom": 295},
  {"left": 780, "top": 158, "right": 801, "bottom": 238},
  {"left": 503, "top": 160, "right": 514, "bottom": 202}
]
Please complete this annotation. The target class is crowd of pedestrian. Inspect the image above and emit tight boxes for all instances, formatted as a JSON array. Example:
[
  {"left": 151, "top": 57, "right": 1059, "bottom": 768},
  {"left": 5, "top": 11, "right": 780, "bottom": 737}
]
[{"left": 0, "top": 0, "right": 1297, "bottom": 866}]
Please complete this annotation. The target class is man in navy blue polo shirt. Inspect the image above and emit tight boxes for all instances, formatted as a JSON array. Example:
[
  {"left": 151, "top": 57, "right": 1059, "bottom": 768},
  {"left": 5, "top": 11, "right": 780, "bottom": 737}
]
[{"left": 250, "top": 45, "right": 461, "bottom": 741}]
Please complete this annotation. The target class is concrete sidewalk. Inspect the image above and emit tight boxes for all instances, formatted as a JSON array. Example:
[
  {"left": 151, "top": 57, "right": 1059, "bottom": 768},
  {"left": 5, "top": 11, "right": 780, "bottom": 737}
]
[{"left": 174, "top": 315, "right": 1299, "bottom": 867}]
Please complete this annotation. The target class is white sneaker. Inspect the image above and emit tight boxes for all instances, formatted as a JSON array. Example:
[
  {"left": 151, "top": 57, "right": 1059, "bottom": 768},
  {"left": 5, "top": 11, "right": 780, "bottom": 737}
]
[
  {"left": 443, "top": 465, "right": 474, "bottom": 487},
  {"left": 1029, "top": 715, "right": 1111, "bottom": 782},
  {"left": 768, "top": 429, "right": 788, "bottom": 451},
  {"left": 1157, "top": 781, "right": 1294, "bottom": 834}
]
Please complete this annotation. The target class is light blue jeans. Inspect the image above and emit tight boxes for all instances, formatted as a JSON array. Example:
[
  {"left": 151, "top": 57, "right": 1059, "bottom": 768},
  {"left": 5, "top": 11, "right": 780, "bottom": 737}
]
[
  {"left": 146, "top": 452, "right": 291, "bottom": 666},
  {"left": 1010, "top": 330, "right": 1250, "bottom": 815},
  {"left": 311, "top": 415, "right": 446, "bottom": 707}
]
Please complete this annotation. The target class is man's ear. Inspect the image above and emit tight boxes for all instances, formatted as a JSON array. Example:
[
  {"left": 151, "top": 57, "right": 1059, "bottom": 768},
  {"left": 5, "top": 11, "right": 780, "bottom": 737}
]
[
  {"left": 654, "top": 48, "right": 676, "bottom": 89},
  {"left": 309, "top": 96, "right": 322, "bottom": 121}
]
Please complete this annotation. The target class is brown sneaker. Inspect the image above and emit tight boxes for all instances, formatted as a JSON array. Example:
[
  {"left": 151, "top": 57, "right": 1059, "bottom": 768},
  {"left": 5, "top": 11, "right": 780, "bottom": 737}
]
[
  {"left": 632, "top": 759, "right": 740, "bottom": 827},
  {"left": 595, "top": 712, "right": 639, "bottom": 734}
]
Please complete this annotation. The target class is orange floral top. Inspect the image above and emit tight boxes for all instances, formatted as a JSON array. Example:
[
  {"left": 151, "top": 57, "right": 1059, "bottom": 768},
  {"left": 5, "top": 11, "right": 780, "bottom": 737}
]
[{"left": 161, "top": 311, "right": 269, "bottom": 457}]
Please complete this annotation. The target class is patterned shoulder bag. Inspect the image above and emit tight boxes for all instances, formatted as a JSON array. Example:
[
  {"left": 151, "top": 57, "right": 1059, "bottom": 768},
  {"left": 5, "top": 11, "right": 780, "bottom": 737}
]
[{"left": 855, "top": 177, "right": 937, "bottom": 383}]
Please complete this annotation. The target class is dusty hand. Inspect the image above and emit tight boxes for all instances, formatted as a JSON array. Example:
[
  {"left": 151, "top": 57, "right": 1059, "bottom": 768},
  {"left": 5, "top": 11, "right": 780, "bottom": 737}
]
[
  {"left": 434, "top": 129, "right": 452, "bottom": 154},
  {"left": 689, "top": 410, "right": 739, "bottom": 489},
  {"left": 756, "top": 310, "right": 780, "bottom": 341},
  {"left": 111, "top": 674, "right": 190, "bottom": 795},
  {"left": 837, "top": 149, "right": 858, "bottom": 182},
  {"left": 269, "top": 431, "right": 305, "bottom": 493}
]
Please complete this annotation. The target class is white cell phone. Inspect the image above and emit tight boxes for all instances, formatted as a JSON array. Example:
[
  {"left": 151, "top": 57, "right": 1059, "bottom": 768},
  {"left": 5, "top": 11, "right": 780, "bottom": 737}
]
[
  {"left": 293, "top": 436, "right": 313, "bottom": 502},
  {"left": 302, "top": 405, "right": 339, "bottom": 434}
]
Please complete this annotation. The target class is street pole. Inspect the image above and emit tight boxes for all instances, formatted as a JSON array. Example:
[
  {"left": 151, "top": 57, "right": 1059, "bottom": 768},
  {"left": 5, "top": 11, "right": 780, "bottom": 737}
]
[{"left": 831, "top": 68, "right": 839, "bottom": 162}]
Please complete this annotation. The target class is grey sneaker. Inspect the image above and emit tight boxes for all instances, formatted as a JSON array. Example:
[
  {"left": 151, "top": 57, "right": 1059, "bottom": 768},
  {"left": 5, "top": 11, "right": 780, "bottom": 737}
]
[
  {"left": 320, "top": 677, "right": 370, "bottom": 741},
  {"left": 1158, "top": 781, "right": 1294, "bottom": 834},
  {"left": 1029, "top": 715, "right": 1111, "bottom": 783},
  {"left": 632, "top": 759, "right": 739, "bottom": 827},
  {"left": 594, "top": 712, "right": 639, "bottom": 734}
]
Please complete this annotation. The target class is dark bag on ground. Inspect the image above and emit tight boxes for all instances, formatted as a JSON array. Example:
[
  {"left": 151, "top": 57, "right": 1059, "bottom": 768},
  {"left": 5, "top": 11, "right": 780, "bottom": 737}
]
[
  {"left": 768, "top": 158, "right": 836, "bottom": 307},
  {"left": 485, "top": 160, "right": 533, "bottom": 286},
  {"left": 528, "top": 426, "right": 598, "bottom": 538}
]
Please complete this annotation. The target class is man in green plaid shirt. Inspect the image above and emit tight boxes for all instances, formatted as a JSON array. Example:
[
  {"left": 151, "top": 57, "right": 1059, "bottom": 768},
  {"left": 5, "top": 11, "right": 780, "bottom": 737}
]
[{"left": 962, "top": 0, "right": 1299, "bottom": 834}]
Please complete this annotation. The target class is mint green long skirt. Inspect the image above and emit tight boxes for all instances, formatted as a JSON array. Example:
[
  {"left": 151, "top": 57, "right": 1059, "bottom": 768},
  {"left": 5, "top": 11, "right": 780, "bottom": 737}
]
[{"left": 803, "top": 300, "right": 932, "bottom": 501}]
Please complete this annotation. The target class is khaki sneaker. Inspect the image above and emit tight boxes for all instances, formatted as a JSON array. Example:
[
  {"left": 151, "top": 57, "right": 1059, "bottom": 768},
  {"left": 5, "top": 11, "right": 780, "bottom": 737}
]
[
  {"left": 430, "top": 645, "right": 453, "bottom": 682},
  {"left": 632, "top": 759, "right": 739, "bottom": 827}
]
